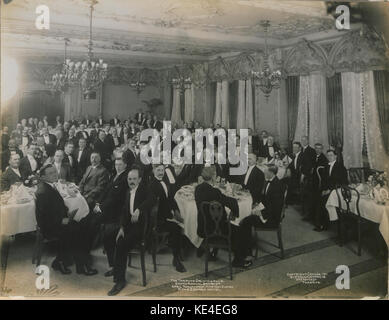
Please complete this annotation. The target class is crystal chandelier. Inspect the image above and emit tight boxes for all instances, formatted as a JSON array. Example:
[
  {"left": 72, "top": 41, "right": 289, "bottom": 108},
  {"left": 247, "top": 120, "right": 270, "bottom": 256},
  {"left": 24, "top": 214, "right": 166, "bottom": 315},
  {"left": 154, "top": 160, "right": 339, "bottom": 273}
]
[
  {"left": 62, "top": 0, "right": 107, "bottom": 94},
  {"left": 252, "top": 20, "right": 281, "bottom": 100},
  {"left": 130, "top": 69, "right": 146, "bottom": 95},
  {"left": 46, "top": 38, "right": 71, "bottom": 93}
]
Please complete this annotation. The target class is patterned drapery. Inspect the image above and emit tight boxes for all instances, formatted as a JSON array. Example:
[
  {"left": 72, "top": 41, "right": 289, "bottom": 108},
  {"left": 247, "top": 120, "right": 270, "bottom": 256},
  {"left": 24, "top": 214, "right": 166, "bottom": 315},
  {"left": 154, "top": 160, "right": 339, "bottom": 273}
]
[
  {"left": 326, "top": 73, "right": 343, "bottom": 148},
  {"left": 373, "top": 70, "right": 389, "bottom": 155}
]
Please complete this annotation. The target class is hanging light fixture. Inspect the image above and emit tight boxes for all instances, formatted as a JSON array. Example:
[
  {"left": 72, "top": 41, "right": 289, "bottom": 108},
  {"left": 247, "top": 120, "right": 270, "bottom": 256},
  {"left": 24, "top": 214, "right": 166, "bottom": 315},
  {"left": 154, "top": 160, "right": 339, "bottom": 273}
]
[
  {"left": 130, "top": 69, "right": 147, "bottom": 95},
  {"left": 62, "top": 0, "right": 108, "bottom": 94},
  {"left": 252, "top": 20, "right": 281, "bottom": 100},
  {"left": 46, "top": 38, "right": 71, "bottom": 93}
]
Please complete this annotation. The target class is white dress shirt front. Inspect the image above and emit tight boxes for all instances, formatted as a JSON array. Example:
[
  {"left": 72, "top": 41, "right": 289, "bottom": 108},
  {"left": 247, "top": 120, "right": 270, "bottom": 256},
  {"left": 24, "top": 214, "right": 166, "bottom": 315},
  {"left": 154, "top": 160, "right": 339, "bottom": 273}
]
[{"left": 129, "top": 185, "right": 139, "bottom": 215}]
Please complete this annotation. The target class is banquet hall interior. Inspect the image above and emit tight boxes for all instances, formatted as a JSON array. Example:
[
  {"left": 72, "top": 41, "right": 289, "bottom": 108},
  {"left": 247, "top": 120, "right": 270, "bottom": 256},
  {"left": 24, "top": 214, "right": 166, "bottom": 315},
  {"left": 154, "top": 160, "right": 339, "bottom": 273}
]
[{"left": 0, "top": 0, "right": 388, "bottom": 299}]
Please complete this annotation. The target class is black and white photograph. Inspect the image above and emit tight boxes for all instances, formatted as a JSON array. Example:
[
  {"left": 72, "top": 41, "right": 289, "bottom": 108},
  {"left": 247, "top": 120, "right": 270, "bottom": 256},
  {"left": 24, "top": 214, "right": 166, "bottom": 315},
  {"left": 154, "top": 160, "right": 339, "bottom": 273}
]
[{"left": 0, "top": 0, "right": 388, "bottom": 300}]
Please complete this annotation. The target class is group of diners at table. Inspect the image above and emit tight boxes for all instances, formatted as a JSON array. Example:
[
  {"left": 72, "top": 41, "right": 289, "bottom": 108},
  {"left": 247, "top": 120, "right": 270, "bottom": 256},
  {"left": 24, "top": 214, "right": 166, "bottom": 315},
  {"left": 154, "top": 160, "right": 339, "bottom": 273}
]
[{"left": 0, "top": 111, "right": 353, "bottom": 296}]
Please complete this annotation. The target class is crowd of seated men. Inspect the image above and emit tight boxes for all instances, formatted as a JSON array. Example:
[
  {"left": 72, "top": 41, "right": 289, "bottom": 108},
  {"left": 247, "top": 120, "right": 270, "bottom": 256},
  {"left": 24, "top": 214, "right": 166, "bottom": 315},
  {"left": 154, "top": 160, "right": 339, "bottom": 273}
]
[{"left": 0, "top": 110, "right": 348, "bottom": 295}]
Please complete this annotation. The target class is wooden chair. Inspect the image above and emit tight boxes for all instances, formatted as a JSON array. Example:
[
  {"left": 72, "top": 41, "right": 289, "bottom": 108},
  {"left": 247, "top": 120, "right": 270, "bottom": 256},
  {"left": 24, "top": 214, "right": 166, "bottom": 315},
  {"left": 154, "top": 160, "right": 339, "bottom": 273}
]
[
  {"left": 127, "top": 200, "right": 158, "bottom": 286},
  {"left": 335, "top": 186, "right": 363, "bottom": 256},
  {"left": 199, "top": 201, "right": 233, "bottom": 280},
  {"left": 316, "top": 166, "right": 325, "bottom": 190},
  {"left": 253, "top": 185, "right": 288, "bottom": 260}
]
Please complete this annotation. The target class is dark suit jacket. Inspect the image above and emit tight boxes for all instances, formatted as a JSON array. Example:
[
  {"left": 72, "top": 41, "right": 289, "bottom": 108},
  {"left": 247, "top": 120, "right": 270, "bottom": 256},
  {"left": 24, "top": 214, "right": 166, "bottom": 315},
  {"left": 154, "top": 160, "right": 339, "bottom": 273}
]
[
  {"left": 98, "top": 170, "right": 129, "bottom": 223},
  {"left": 313, "top": 153, "right": 329, "bottom": 190},
  {"left": 288, "top": 152, "right": 303, "bottom": 182},
  {"left": 263, "top": 144, "right": 280, "bottom": 160},
  {"left": 258, "top": 139, "right": 270, "bottom": 158},
  {"left": 261, "top": 177, "right": 285, "bottom": 228},
  {"left": 54, "top": 162, "right": 74, "bottom": 182},
  {"left": 163, "top": 165, "right": 179, "bottom": 195},
  {"left": 76, "top": 131, "right": 90, "bottom": 144},
  {"left": 110, "top": 118, "right": 121, "bottom": 126},
  {"left": 135, "top": 113, "right": 144, "bottom": 124},
  {"left": 93, "top": 138, "right": 112, "bottom": 165},
  {"left": 322, "top": 161, "right": 348, "bottom": 191},
  {"left": 79, "top": 164, "right": 109, "bottom": 207},
  {"left": 2, "top": 133, "right": 10, "bottom": 150},
  {"left": 149, "top": 177, "right": 178, "bottom": 224},
  {"left": 1, "top": 167, "right": 23, "bottom": 191},
  {"left": 122, "top": 149, "right": 137, "bottom": 169},
  {"left": 195, "top": 182, "right": 239, "bottom": 238},
  {"left": 215, "top": 163, "right": 230, "bottom": 180},
  {"left": 35, "top": 182, "right": 68, "bottom": 239},
  {"left": 74, "top": 147, "right": 91, "bottom": 181},
  {"left": 300, "top": 145, "right": 316, "bottom": 177},
  {"left": 252, "top": 136, "right": 260, "bottom": 156},
  {"left": 41, "top": 134, "right": 57, "bottom": 145},
  {"left": 239, "top": 166, "right": 265, "bottom": 204},
  {"left": 19, "top": 156, "right": 37, "bottom": 178},
  {"left": 153, "top": 120, "right": 163, "bottom": 131},
  {"left": 120, "top": 183, "right": 154, "bottom": 229},
  {"left": 56, "top": 138, "right": 66, "bottom": 150}
]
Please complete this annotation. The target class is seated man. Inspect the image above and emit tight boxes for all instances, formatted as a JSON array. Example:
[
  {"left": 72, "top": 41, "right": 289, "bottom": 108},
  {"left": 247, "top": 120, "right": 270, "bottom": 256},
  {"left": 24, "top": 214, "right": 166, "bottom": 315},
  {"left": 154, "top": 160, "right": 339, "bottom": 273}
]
[
  {"left": 19, "top": 144, "right": 39, "bottom": 178},
  {"left": 1, "top": 153, "right": 23, "bottom": 191},
  {"left": 107, "top": 165, "right": 153, "bottom": 296},
  {"left": 35, "top": 164, "right": 97, "bottom": 275},
  {"left": 238, "top": 153, "right": 265, "bottom": 206},
  {"left": 149, "top": 163, "right": 186, "bottom": 271},
  {"left": 195, "top": 165, "right": 252, "bottom": 268},
  {"left": 313, "top": 149, "right": 348, "bottom": 232},
  {"left": 79, "top": 152, "right": 109, "bottom": 209},
  {"left": 1, "top": 138, "right": 24, "bottom": 172},
  {"left": 53, "top": 150, "right": 74, "bottom": 182}
]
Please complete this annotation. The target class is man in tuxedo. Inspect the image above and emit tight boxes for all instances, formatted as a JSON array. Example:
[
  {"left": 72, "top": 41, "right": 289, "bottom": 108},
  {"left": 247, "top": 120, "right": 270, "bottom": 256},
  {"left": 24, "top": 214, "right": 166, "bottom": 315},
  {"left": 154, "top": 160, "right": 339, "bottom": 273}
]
[
  {"left": 262, "top": 136, "right": 280, "bottom": 161},
  {"left": 122, "top": 139, "right": 137, "bottom": 169},
  {"left": 62, "top": 142, "right": 76, "bottom": 179},
  {"left": 79, "top": 152, "right": 109, "bottom": 209},
  {"left": 110, "top": 115, "right": 121, "bottom": 127},
  {"left": 107, "top": 166, "right": 154, "bottom": 296},
  {"left": 93, "top": 130, "right": 113, "bottom": 170},
  {"left": 35, "top": 164, "right": 97, "bottom": 276},
  {"left": 55, "top": 130, "right": 66, "bottom": 150},
  {"left": 76, "top": 124, "right": 90, "bottom": 145},
  {"left": 300, "top": 136, "right": 317, "bottom": 220},
  {"left": 67, "top": 128, "right": 78, "bottom": 146},
  {"left": 74, "top": 138, "right": 91, "bottom": 183},
  {"left": 97, "top": 115, "right": 105, "bottom": 127},
  {"left": 310, "top": 143, "right": 329, "bottom": 221},
  {"left": 239, "top": 153, "right": 265, "bottom": 205},
  {"left": 20, "top": 144, "right": 39, "bottom": 178},
  {"left": 128, "top": 121, "right": 138, "bottom": 138},
  {"left": 152, "top": 115, "right": 163, "bottom": 131},
  {"left": 1, "top": 153, "right": 23, "bottom": 191},
  {"left": 20, "top": 128, "right": 32, "bottom": 148},
  {"left": 258, "top": 130, "right": 270, "bottom": 158},
  {"left": 1, "top": 138, "right": 24, "bottom": 172},
  {"left": 149, "top": 164, "right": 186, "bottom": 273},
  {"left": 195, "top": 166, "right": 252, "bottom": 268},
  {"left": 82, "top": 116, "right": 92, "bottom": 126},
  {"left": 53, "top": 150, "right": 74, "bottom": 182},
  {"left": 134, "top": 109, "right": 144, "bottom": 125},
  {"left": 287, "top": 142, "right": 303, "bottom": 204},
  {"left": 240, "top": 165, "right": 286, "bottom": 242},
  {"left": 314, "top": 149, "right": 348, "bottom": 231},
  {"left": 2, "top": 126, "right": 10, "bottom": 150}
]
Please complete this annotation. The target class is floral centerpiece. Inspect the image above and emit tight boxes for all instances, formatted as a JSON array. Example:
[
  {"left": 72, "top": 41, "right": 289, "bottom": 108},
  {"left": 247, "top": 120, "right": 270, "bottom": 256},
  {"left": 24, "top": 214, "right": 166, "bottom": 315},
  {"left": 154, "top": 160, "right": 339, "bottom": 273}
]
[{"left": 367, "top": 171, "right": 388, "bottom": 204}]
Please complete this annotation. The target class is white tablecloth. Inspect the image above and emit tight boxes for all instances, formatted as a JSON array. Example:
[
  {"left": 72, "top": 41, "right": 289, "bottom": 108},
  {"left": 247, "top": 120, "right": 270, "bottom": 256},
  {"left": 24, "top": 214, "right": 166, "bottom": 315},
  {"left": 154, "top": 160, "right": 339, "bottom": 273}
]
[
  {"left": 174, "top": 184, "right": 252, "bottom": 248},
  {"left": 0, "top": 193, "right": 89, "bottom": 237},
  {"left": 326, "top": 190, "right": 389, "bottom": 248}
]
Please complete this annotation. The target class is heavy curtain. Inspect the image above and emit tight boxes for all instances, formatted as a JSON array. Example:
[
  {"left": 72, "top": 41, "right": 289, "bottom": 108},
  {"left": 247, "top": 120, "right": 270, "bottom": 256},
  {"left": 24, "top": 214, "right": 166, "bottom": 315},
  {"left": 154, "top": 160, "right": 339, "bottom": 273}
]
[
  {"left": 373, "top": 70, "right": 389, "bottom": 155},
  {"left": 286, "top": 76, "right": 299, "bottom": 146},
  {"left": 341, "top": 72, "right": 363, "bottom": 169},
  {"left": 171, "top": 87, "right": 182, "bottom": 125},
  {"left": 294, "top": 75, "right": 309, "bottom": 142},
  {"left": 326, "top": 73, "right": 343, "bottom": 148},
  {"left": 184, "top": 85, "right": 195, "bottom": 123},
  {"left": 213, "top": 80, "right": 230, "bottom": 127},
  {"left": 363, "top": 71, "right": 389, "bottom": 172},
  {"left": 236, "top": 79, "right": 255, "bottom": 130}
]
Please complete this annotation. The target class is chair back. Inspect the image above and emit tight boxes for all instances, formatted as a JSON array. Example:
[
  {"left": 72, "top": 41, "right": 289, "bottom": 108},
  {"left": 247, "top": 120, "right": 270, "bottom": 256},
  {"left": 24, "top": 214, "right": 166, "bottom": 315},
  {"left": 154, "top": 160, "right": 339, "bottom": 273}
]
[
  {"left": 200, "top": 201, "right": 230, "bottom": 240},
  {"left": 316, "top": 166, "right": 325, "bottom": 190},
  {"left": 335, "top": 185, "right": 361, "bottom": 217}
]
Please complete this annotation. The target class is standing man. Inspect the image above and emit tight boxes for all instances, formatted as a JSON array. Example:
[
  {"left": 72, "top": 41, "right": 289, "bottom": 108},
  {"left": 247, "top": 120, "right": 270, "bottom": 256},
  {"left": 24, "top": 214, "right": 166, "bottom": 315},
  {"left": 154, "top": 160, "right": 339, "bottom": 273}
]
[
  {"left": 74, "top": 138, "right": 91, "bottom": 183},
  {"left": 300, "top": 136, "right": 316, "bottom": 220}
]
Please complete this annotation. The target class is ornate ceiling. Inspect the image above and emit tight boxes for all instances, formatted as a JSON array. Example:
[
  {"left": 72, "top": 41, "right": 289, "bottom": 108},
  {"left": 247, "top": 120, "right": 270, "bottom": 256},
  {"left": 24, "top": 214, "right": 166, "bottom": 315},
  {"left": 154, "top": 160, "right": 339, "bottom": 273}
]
[{"left": 1, "top": 0, "right": 340, "bottom": 68}]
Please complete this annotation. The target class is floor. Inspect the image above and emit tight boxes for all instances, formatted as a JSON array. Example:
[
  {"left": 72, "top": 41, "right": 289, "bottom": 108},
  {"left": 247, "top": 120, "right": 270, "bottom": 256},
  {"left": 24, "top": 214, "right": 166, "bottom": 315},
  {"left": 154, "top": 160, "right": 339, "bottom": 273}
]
[{"left": 0, "top": 205, "right": 387, "bottom": 299}]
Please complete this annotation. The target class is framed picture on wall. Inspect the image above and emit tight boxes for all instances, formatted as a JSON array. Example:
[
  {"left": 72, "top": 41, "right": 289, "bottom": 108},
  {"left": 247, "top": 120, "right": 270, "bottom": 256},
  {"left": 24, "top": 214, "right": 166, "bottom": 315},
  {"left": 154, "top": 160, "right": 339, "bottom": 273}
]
[{"left": 83, "top": 91, "right": 97, "bottom": 101}]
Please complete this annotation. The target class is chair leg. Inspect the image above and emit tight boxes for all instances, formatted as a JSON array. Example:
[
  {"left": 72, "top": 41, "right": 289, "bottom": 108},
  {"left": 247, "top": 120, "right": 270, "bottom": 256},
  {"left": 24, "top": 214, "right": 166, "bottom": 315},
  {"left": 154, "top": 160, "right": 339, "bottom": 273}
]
[
  {"left": 152, "top": 237, "right": 157, "bottom": 273},
  {"left": 277, "top": 227, "right": 284, "bottom": 259},
  {"left": 140, "top": 245, "right": 146, "bottom": 287}
]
